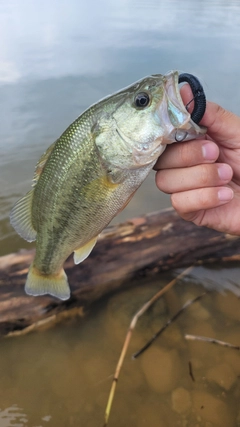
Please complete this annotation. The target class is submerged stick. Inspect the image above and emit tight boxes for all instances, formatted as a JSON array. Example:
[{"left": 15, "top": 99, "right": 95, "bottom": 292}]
[
  {"left": 185, "top": 334, "right": 240, "bottom": 350},
  {"left": 188, "top": 361, "right": 195, "bottom": 382},
  {"left": 132, "top": 292, "right": 207, "bottom": 359},
  {"left": 103, "top": 266, "right": 193, "bottom": 426}
]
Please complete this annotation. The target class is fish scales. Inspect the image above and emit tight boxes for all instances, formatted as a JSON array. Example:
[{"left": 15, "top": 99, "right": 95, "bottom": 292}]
[{"left": 33, "top": 122, "right": 142, "bottom": 274}]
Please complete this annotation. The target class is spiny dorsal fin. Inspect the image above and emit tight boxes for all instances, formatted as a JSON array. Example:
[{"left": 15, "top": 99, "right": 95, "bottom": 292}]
[
  {"left": 10, "top": 189, "right": 37, "bottom": 242},
  {"left": 73, "top": 236, "right": 98, "bottom": 264},
  {"left": 33, "top": 141, "right": 56, "bottom": 186}
]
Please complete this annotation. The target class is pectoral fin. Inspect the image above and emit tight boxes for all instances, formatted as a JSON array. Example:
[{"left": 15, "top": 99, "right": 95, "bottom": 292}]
[
  {"left": 73, "top": 237, "right": 98, "bottom": 265},
  {"left": 10, "top": 189, "right": 37, "bottom": 242}
]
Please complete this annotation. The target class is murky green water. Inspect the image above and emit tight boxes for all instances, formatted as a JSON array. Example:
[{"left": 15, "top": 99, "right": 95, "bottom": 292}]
[
  {"left": 1, "top": 0, "right": 240, "bottom": 425},
  {"left": 1, "top": 267, "right": 240, "bottom": 427}
]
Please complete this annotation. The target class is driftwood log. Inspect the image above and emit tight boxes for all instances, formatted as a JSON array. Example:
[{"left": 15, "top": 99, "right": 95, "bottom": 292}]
[{"left": 1, "top": 207, "right": 240, "bottom": 337}]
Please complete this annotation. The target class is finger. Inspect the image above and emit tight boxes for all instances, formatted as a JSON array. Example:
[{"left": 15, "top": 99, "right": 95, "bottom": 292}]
[
  {"left": 180, "top": 84, "right": 194, "bottom": 112},
  {"left": 154, "top": 139, "right": 219, "bottom": 170},
  {"left": 181, "top": 84, "right": 240, "bottom": 147},
  {"left": 156, "top": 163, "right": 233, "bottom": 194},
  {"left": 200, "top": 102, "right": 240, "bottom": 147},
  {"left": 171, "top": 186, "right": 234, "bottom": 221}
]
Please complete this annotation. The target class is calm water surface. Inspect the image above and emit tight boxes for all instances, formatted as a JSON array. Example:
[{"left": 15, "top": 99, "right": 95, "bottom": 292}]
[
  {"left": 1, "top": 0, "right": 240, "bottom": 426},
  {"left": 1, "top": 0, "right": 240, "bottom": 255}
]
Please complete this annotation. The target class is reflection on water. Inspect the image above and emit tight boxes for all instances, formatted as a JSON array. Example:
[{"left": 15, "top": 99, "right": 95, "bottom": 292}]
[
  {"left": 0, "top": 405, "right": 27, "bottom": 427},
  {"left": 0, "top": 405, "right": 52, "bottom": 427},
  {"left": 1, "top": 0, "right": 240, "bottom": 255},
  {"left": 0, "top": 267, "right": 240, "bottom": 426}
]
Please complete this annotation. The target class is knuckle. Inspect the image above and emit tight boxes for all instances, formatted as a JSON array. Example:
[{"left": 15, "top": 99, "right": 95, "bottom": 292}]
[
  {"left": 171, "top": 193, "right": 200, "bottom": 223},
  {"left": 191, "top": 211, "right": 206, "bottom": 227},
  {"left": 155, "top": 171, "right": 169, "bottom": 192},
  {"left": 179, "top": 143, "right": 192, "bottom": 165},
  {"left": 199, "top": 188, "right": 212, "bottom": 208},
  {"left": 209, "top": 104, "right": 230, "bottom": 135},
  {"left": 171, "top": 193, "right": 184, "bottom": 211},
  {"left": 199, "top": 164, "right": 211, "bottom": 186},
  {"left": 171, "top": 193, "right": 178, "bottom": 210}
]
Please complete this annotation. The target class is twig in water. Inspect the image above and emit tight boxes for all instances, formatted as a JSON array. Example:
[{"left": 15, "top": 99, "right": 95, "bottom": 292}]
[
  {"left": 185, "top": 334, "right": 240, "bottom": 350},
  {"left": 103, "top": 266, "right": 193, "bottom": 427},
  {"left": 188, "top": 361, "right": 195, "bottom": 382},
  {"left": 132, "top": 292, "right": 207, "bottom": 359}
]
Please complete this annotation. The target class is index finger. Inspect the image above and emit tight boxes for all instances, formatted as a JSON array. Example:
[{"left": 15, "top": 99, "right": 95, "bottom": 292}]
[{"left": 154, "top": 139, "right": 219, "bottom": 170}]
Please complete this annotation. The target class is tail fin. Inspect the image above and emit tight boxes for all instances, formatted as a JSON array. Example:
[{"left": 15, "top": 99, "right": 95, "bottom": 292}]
[{"left": 25, "top": 263, "right": 70, "bottom": 300}]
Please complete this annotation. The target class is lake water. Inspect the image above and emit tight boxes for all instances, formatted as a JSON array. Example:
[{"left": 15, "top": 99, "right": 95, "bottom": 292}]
[
  {"left": 1, "top": 0, "right": 240, "bottom": 256},
  {"left": 1, "top": 0, "right": 240, "bottom": 426}
]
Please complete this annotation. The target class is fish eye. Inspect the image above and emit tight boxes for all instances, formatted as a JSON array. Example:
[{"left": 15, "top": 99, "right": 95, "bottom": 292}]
[{"left": 134, "top": 92, "right": 150, "bottom": 109}]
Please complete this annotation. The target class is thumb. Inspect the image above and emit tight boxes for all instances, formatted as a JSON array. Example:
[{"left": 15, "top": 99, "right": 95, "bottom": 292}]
[
  {"left": 200, "top": 102, "right": 240, "bottom": 148},
  {"left": 180, "top": 83, "right": 240, "bottom": 148}
]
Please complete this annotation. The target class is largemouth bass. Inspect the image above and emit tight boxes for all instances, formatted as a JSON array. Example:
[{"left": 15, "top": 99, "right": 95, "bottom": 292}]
[{"left": 10, "top": 71, "right": 205, "bottom": 300}]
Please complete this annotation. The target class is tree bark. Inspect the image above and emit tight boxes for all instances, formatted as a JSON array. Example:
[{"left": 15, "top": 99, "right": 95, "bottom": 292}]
[{"left": 1, "top": 208, "right": 240, "bottom": 336}]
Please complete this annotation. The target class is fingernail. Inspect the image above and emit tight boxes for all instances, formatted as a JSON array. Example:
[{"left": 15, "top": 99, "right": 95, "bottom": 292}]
[
  {"left": 218, "top": 164, "right": 232, "bottom": 181},
  {"left": 218, "top": 187, "right": 233, "bottom": 201},
  {"left": 202, "top": 142, "right": 218, "bottom": 160}
]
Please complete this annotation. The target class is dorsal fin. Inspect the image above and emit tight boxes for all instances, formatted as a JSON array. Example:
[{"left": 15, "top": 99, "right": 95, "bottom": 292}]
[
  {"left": 10, "top": 189, "right": 37, "bottom": 242},
  {"left": 10, "top": 141, "right": 57, "bottom": 242},
  {"left": 32, "top": 141, "right": 56, "bottom": 186}
]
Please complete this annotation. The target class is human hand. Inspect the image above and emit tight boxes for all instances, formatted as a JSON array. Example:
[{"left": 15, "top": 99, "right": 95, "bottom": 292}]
[{"left": 155, "top": 84, "right": 240, "bottom": 235}]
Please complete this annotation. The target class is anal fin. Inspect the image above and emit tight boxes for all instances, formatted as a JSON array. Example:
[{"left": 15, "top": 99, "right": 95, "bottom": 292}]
[{"left": 73, "top": 236, "right": 98, "bottom": 265}]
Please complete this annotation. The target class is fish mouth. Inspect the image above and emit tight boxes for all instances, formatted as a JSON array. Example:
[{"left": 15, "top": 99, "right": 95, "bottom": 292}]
[{"left": 160, "top": 71, "right": 207, "bottom": 144}]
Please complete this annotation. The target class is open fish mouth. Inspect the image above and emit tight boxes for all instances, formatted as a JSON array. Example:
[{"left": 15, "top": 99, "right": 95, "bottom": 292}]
[
  {"left": 178, "top": 73, "right": 206, "bottom": 124},
  {"left": 159, "top": 71, "right": 207, "bottom": 144}
]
